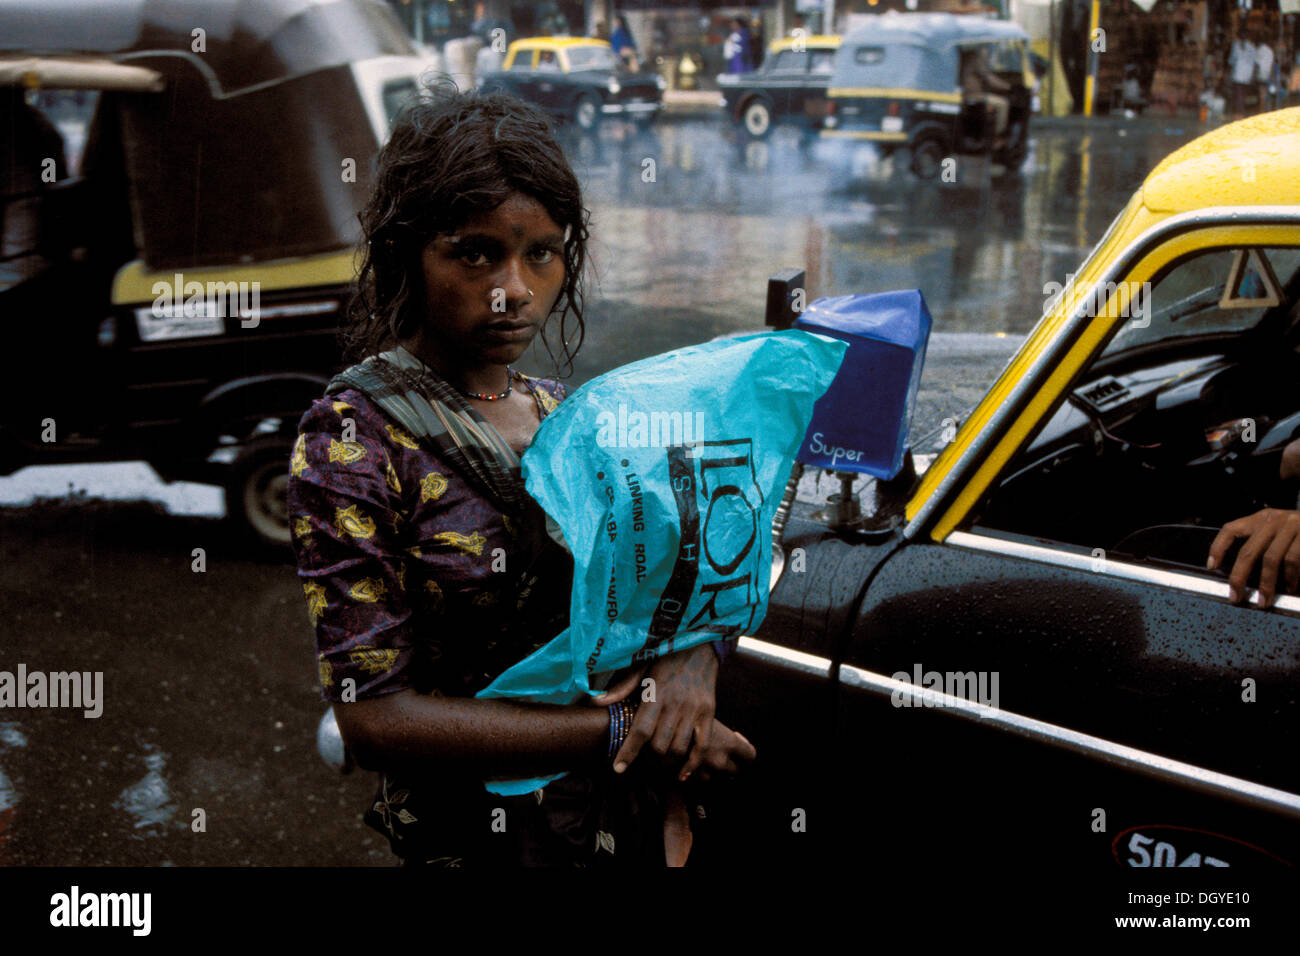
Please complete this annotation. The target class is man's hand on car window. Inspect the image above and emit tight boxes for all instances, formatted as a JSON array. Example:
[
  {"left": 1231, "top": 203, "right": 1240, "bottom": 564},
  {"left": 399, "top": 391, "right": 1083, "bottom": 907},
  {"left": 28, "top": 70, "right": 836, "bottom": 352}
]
[{"left": 1208, "top": 508, "right": 1300, "bottom": 607}]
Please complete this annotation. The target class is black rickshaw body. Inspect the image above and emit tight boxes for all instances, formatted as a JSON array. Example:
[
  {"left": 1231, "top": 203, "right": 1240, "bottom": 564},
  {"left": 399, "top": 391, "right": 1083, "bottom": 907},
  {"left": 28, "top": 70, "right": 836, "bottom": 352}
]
[
  {"left": 0, "top": 0, "right": 433, "bottom": 546},
  {"left": 820, "top": 12, "right": 1034, "bottom": 177}
]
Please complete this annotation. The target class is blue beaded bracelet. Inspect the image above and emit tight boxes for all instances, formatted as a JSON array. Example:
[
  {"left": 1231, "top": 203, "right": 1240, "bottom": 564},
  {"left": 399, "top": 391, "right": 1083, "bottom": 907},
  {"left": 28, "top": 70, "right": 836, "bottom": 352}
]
[{"left": 607, "top": 700, "right": 638, "bottom": 759}]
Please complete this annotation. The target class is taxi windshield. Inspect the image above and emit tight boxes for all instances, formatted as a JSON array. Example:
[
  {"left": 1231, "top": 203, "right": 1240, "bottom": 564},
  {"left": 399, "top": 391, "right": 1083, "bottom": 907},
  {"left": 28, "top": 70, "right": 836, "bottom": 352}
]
[
  {"left": 565, "top": 46, "right": 618, "bottom": 71},
  {"left": 1100, "top": 247, "right": 1300, "bottom": 358}
]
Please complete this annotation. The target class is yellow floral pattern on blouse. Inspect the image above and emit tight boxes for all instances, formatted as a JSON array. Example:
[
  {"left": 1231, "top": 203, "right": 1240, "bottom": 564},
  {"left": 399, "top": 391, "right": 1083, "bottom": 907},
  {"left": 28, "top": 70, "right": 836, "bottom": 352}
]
[
  {"left": 386, "top": 424, "right": 420, "bottom": 449},
  {"left": 332, "top": 400, "right": 353, "bottom": 417},
  {"left": 533, "top": 385, "right": 562, "bottom": 417},
  {"left": 334, "top": 505, "right": 376, "bottom": 540},
  {"left": 328, "top": 439, "right": 367, "bottom": 465},
  {"left": 350, "top": 646, "right": 399, "bottom": 674},
  {"left": 421, "top": 471, "right": 449, "bottom": 502},
  {"left": 434, "top": 530, "right": 486, "bottom": 555},
  {"left": 318, "top": 656, "right": 334, "bottom": 689},
  {"left": 303, "top": 580, "right": 327, "bottom": 626},
  {"left": 384, "top": 456, "right": 402, "bottom": 493},
  {"left": 349, "top": 577, "right": 387, "bottom": 603},
  {"left": 290, "top": 435, "right": 308, "bottom": 477}
]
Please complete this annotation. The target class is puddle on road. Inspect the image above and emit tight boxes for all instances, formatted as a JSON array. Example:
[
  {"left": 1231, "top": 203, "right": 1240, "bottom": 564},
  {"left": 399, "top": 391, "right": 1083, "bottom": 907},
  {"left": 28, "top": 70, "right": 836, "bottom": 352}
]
[
  {"left": 113, "top": 746, "right": 177, "bottom": 834},
  {"left": 0, "top": 723, "right": 25, "bottom": 863},
  {"left": 0, "top": 722, "right": 27, "bottom": 749}
]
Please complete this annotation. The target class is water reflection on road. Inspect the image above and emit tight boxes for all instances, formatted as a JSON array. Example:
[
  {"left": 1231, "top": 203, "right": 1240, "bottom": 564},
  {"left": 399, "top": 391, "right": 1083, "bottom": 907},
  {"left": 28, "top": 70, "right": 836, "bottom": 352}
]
[{"left": 533, "top": 117, "right": 1202, "bottom": 388}]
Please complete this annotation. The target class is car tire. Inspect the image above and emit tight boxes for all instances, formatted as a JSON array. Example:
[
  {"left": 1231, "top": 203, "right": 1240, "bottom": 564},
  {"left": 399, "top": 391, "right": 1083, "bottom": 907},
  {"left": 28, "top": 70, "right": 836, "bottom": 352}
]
[
  {"left": 741, "top": 98, "right": 774, "bottom": 139},
  {"left": 909, "top": 137, "right": 947, "bottom": 180},
  {"left": 225, "top": 436, "right": 295, "bottom": 552},
  {"left": 574, "top": 94, "right": 600, "bottom": 132}
]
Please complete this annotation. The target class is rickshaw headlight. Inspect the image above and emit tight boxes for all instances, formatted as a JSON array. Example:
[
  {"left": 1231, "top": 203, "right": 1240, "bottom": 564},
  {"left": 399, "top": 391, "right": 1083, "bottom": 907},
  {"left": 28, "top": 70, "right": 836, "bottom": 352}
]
[{"left": 607, "top": 77, "right": 621, "bottom": 94}]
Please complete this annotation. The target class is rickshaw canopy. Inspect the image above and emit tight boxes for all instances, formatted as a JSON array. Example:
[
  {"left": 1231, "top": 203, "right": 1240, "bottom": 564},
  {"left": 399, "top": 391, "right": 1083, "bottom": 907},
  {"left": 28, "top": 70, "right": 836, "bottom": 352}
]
[
  {"left": 832, "top": 12, "right": 1030, "bottom": 96},
  {"left": 0, "top": 0, "right": 413, "bottom": 97},
  {"left": 0, "top": 0, "right": 426, "bottom": 271}
]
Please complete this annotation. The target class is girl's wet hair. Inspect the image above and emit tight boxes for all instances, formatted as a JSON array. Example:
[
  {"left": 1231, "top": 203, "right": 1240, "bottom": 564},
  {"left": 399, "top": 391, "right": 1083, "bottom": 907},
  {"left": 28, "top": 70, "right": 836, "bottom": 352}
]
[{"left": 345, "top": 85, "right": 589, "bottom": 375}]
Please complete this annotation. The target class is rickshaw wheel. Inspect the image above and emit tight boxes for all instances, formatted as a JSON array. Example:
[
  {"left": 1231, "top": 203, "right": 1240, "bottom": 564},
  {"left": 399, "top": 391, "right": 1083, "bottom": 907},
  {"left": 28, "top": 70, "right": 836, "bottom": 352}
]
[
  {"left": 226, "top": 437, "right": 295, "bottom": 551},
  {"left": 574, "top": 95, "right": 600, "bottom": 132},
  {"left": 909, "top": 137, "right": 945, "bottom": 179},
  {"left": 741, "top": 99, "right": 773, "bottom": 138}
]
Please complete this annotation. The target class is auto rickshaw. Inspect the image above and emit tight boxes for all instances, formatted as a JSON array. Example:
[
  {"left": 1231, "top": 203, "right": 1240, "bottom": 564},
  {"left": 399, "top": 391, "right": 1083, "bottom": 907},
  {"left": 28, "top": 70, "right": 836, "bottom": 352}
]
[
  {"left": 0, "top": 0, "right": 434, "bottom": 548},
  {"left": 820, "top": 12, "right": 1034, "bottom": 178}
]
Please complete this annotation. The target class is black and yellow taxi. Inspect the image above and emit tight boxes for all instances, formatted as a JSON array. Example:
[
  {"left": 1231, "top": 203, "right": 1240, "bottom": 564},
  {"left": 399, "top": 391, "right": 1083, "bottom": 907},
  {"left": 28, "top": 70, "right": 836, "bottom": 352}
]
[
  {"left": 715, "top": 109, "right": 1300, "bottom": 871},
  {"left": 480, "top": 37, "right": 664, "bottom": 131},
  {"left": 717, "top": 34, "right": 841, "bottom": 138}
]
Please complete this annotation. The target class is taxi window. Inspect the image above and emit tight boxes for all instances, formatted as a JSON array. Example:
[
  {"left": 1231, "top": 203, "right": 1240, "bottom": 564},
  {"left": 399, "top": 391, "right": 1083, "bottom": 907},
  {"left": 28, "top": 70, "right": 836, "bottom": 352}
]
[
  {"left": 854, "top": 47, "right": 885, "bottom": 66},
  {"left": 1101, "top": 247, "right": 1300, "bottom": 358},
  {"left": 810, "top": 49, "right": 837, "bottom": 74},
  {"left": 771, "top": 50, "right": 809, "bottom": 72},
  {"left": 537, "top": 50, "right": 560, "bottom": 71},
  {"left": 509, "top": 51, "right": 535, "bottom": 70},
  {"left": 566, "top": 47, "right": 618, "bottom": 71}
]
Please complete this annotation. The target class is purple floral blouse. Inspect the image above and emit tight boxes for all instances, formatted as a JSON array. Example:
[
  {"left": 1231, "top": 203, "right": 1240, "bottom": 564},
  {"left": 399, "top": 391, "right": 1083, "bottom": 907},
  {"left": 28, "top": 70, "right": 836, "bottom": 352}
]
[{"left": 287, "top": 374, "right": 572, "bottom": 704}]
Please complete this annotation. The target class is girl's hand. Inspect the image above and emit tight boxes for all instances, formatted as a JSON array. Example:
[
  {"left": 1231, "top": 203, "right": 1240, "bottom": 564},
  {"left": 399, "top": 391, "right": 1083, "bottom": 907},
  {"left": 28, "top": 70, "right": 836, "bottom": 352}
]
[
  {"left": 686, "top": 718, "right": 756, "bottom": 781},
  {"left": 593, "top": 642, "right": 719, "bottom": 775}
]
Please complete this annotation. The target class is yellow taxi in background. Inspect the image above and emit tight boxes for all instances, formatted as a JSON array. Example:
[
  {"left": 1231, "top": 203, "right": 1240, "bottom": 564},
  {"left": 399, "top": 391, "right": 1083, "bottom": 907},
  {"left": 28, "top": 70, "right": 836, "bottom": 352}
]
[
  {"left": 717, "top": 34, "right": 841, "bottom": 138},
  {"left": 480, "top": 37, "right": 664, "bottom": 130}
]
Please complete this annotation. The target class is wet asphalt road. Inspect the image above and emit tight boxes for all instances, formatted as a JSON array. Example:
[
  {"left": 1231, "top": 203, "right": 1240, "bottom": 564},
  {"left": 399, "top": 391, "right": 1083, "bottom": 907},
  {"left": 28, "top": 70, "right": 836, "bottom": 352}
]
[{"left": 0, "top": 112, "right": 1210, "bottom": 866}]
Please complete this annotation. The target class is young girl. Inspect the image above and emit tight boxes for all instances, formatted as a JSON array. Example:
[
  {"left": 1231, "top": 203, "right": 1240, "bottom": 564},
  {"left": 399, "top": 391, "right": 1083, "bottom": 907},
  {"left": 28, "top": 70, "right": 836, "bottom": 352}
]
[{"left": 288, "top": 89, "right": 753, "bottom": 866}]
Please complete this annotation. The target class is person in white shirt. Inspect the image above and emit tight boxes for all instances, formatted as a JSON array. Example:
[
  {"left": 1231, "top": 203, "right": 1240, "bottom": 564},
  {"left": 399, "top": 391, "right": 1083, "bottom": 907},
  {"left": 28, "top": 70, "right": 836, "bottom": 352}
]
[
  {"left": 1256, "top": 37, "right": 1276, "bottom": 112},
  {"left": 1229, "top": 28, "right": 1256, "bottom": 116}
]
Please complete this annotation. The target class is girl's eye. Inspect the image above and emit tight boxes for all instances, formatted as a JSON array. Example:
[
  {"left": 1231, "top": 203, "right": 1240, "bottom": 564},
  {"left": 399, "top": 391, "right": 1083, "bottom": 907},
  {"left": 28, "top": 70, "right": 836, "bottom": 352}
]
[
  {"left": 460, "top": 250, "right": 490, "bottom": 266},
  {"left": 530, "top": 246, "right": 562, "bottom": 264}
]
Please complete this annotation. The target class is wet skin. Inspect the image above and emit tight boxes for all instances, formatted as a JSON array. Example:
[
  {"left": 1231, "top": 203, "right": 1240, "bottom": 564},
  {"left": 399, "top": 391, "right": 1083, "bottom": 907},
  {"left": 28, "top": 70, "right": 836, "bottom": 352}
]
[{"left": 402, "top": 191, "right": 568, "bottom": 453}]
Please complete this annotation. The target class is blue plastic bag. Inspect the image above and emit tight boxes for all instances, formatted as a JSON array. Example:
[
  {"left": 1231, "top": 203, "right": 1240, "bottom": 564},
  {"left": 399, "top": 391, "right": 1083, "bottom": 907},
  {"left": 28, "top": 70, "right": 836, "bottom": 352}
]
[{"left": 477, "top": 330, "right": 847, "bottom": 794}]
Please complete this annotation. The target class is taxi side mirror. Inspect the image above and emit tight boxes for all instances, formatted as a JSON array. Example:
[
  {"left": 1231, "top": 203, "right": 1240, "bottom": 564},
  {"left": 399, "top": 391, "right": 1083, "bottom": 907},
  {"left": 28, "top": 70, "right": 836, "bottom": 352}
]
[{"left": 765, "top": 267, "right": 805, "bottom": 330}]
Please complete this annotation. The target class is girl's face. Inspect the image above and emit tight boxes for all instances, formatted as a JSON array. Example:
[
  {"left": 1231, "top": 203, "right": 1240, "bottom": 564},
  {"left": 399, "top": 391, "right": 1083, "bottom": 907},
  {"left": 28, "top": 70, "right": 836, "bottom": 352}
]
[{"left": 416, "top": 191, "right": 567, "bottom": 369}]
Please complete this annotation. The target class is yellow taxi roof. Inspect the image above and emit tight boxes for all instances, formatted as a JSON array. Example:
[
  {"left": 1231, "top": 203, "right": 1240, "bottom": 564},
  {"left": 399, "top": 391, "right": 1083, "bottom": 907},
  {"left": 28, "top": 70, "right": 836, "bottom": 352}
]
[
  {"left": 509, "top": 37, "right": 610, "bottom": 50},
  {"left": 769, "top": 34, "right": 841, "bottom": 52},
  {"left": 1142, "top": 108, "right": 1300, "bottom": 213}
]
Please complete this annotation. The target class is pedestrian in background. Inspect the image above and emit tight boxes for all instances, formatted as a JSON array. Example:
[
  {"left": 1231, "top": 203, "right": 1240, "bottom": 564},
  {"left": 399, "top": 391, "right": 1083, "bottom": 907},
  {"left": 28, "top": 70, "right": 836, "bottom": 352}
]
[
  {"left": 1229, "top": 27, "right": 1257, "bottom": 116},
  {"left": 611, "top": 15, "right": 639, "bottom": 71},
  {"left": 724, "top": 17, "right": 752, "bottom": 73},
  {"left": 1255, "top": 31, "right": 1275, "bottom": 113}
]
